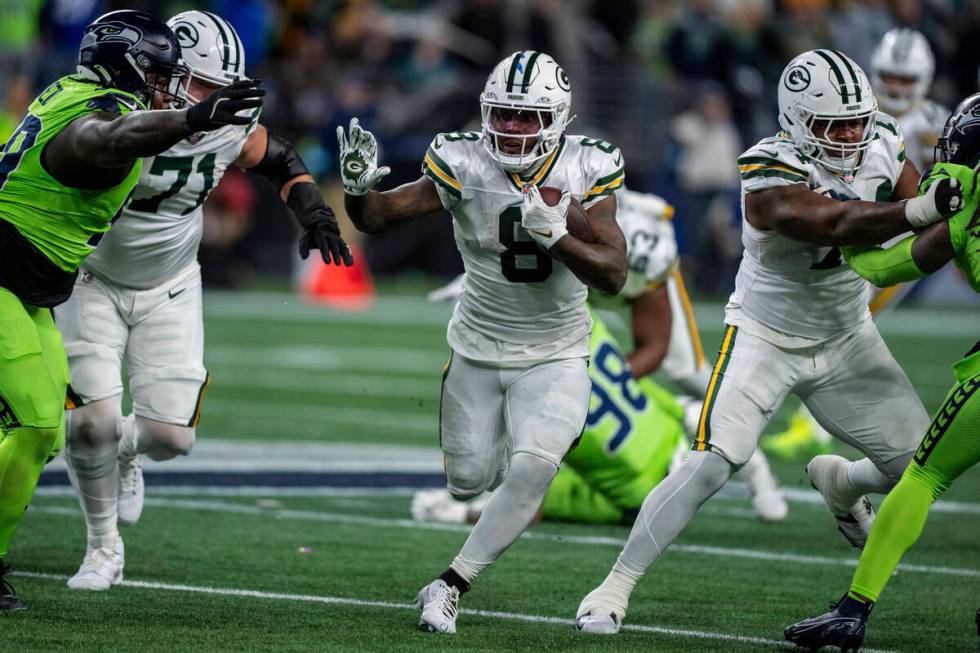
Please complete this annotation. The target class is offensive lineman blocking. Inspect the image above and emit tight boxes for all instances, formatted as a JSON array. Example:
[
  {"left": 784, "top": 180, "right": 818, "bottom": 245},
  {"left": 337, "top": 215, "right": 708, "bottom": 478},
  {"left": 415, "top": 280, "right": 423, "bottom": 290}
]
[
  {"left": 338, "top": 51, "right": 628, "bottom": 633},
  {"left": 59, "top": 10, "right": 351, "bottom": 591},
  {"left": 575, "top": 49, "right": 965, "bottom": 634}
]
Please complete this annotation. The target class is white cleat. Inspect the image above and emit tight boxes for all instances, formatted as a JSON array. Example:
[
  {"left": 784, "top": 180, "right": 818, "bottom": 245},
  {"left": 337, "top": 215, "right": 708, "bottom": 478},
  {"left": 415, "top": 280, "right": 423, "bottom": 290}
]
[
  {"left": 742, "top": 450, "right": 789, "bottom": 522},
  {"left": 416, "top": 579, "right": 459, "bottom": 634},
  {"left": 117, "top": 453, "right": 144, "bottom": 527},
  {"left": 67, "top": 538, "right": 124, "bottom": 591},
  {"left": 411, "top": 489, "right": 469, "bottom": 524},
  {"left": 576, "top": 587, "right": 626, "bottom": 635},
  {"left": 807, "top": 454, "right": 876, "bottom": 548}
]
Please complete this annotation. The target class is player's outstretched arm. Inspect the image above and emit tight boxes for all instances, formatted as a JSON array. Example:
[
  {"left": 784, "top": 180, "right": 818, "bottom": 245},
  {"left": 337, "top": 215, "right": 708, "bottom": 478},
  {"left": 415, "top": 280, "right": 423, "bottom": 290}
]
[
  {"left": 744, "top": 173, "right": 963, "bottom": 247},
  {"left": 843, "top": 221, "right": 954, "bottom": 287},
  {"left": 627, "top": 284, "right": 672, "bottom": 378},
  {"left": 238, "top": 125, "right": 352, "bottom": 266},
  {"left": 337, "top": 119, "right": 442, "bottom": 233},
  {"left": 542, "top": 194, "right": 628, "bottom": 294},
  {"left": 46, "top": 80, "right": 265, "bottom": 179}
]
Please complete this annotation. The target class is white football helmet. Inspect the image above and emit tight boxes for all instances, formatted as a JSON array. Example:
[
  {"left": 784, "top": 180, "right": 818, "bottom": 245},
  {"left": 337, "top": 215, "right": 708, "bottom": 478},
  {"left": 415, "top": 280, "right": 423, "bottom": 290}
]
[
  {"left": 777, "top": 49, "right": 878, "bottom": 176},
  {"left": 480, "top": 51, "right": 573, "bottom": 173},
  {"left": 870, "top": 28, "right": 934, "bottom": 115},
  {"left": 167, "top": 10, "right": 245, "bottom": 105}
]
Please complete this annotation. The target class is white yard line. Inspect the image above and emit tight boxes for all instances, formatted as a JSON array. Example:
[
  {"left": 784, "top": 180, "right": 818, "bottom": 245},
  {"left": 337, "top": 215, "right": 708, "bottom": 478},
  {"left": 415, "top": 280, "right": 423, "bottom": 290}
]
[
  {"left": 10, "top": 570, "right": 902, "bottom": 653},
  {"left": 30, "top": 498, "right": 980, "bottom": 580}
]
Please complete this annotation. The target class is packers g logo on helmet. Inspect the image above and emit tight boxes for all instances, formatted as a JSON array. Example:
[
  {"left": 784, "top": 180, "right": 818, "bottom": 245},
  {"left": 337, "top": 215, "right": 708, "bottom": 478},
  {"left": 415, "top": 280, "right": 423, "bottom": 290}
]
[
  {"left": 172, "top": 21, "right": 200, "bottom": 48},
  {"left": 784, "top": 66, "right": 811, "bottom": 92}
]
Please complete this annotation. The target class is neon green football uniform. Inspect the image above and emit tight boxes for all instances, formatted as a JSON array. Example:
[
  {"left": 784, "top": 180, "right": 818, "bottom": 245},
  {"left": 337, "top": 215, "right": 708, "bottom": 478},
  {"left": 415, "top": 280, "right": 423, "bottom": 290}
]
[
  {"left": 0, "top": 75, "right": 144, "bottom": 559},
  {"left": 841, "top": 162, "right": 980, "bottom": 605},
  {"left": 542, "top": 311, "right": 687, "bottom": 524}
]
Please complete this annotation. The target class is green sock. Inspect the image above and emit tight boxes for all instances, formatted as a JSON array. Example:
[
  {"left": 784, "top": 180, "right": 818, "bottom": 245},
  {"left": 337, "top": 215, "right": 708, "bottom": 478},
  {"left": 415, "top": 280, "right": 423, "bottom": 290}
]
[
  {"left": 849, "top": 466, "right": 942, "bottom": 603},
  {"left": 0, "top": 425, "right": 59, "bottom": 557}
]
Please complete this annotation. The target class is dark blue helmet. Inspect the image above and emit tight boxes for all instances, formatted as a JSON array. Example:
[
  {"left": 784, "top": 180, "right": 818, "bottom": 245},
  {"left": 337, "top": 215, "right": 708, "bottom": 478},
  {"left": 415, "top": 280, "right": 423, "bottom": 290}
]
[
  {"left": 77, "top": 10, "right": 188, "bottom": 107},
  {"left": 936, "top": 92, "right": 980, "bottom": 169}
]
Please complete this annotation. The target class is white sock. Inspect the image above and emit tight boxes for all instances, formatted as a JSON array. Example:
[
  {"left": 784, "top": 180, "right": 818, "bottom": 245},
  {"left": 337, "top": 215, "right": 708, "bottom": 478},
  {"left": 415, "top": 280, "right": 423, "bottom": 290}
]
[
  {"left": 450, "top": 452, "right": 557, "bottom": 583},
  {"left": 118, "top": 414, "right": 139, "bottom": 459},
  {"left": 65, "top": 412, "right": 122, "bottom": 549},
  {"left": 844, "top": 457, "right": 894, "bottom": 497}
]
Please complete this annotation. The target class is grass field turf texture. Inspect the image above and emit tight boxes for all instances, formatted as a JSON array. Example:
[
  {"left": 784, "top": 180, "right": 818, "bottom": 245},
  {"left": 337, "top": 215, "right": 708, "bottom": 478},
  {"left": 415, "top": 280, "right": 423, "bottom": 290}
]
[{"left": 6, "top": 289, "right": 979, "bottom": 652}]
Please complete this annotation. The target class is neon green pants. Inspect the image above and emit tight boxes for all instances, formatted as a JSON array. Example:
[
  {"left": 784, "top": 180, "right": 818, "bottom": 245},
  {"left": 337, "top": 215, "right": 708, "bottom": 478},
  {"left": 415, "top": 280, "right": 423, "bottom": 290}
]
[
  {"left": 0, "top": 287, "right": 67, "bottom": 557},
  {"left": 850, "top": 351, "right": 980, "bottom": 603}
]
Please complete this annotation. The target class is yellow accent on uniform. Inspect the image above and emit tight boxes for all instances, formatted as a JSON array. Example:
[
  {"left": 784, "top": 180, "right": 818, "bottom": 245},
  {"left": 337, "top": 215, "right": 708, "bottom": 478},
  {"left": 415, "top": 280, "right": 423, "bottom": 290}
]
[
  {"left": 583, "top": 175, "right": 625, "bottom": 202},
  {"left": 672, "top": 268, "right": 705, "bottom": 369},
  {"left": 737, "top": 163, "right": 807, "bottom": 177},
  {"left": 508, "top": 144, "right": 562, "bottom": 189},
  {"left": 869, "top": 283, "right": 904, "bottom": 316},
  {"left": 423, "top": 154, "right": 461, "bottom": 191},
  {"left": 189, "top": 373, "right": 212, "bottom": 428},
  {"left": 696, "top": 325, "right": 737, "bottom": 450}
]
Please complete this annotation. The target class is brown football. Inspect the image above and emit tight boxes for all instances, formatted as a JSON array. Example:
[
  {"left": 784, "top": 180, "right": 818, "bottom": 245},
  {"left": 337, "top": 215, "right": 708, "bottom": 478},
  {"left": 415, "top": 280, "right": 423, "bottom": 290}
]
[{"left": 538, "top": 186, "right": 596, "bottom": 243}]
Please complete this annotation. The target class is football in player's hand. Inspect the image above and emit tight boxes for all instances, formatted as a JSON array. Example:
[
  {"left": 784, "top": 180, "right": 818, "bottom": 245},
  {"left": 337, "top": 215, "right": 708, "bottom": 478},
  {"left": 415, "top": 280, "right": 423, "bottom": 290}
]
[{"left": 539, "top": 186, "right": 595, "bottom": 243}]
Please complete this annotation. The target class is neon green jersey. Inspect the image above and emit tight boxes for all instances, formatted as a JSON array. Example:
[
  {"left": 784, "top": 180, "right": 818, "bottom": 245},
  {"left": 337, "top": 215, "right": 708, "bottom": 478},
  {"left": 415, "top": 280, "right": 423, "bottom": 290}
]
[
  {"left": 563, "top": 310, "right": 685, "bottom": 510},
  {"left": 0, "top": 75, "right": 144, "bottom": 273},
  {"left": 923, "top": 163, "right": 980, "bottom": 293}
]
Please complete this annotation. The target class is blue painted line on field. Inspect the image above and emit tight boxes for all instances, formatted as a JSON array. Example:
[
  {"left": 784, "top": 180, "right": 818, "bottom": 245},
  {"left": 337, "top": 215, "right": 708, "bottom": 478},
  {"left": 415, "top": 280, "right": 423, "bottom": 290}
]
[{"left": 39, "top": 469, "right": 448, "bottom": 488}]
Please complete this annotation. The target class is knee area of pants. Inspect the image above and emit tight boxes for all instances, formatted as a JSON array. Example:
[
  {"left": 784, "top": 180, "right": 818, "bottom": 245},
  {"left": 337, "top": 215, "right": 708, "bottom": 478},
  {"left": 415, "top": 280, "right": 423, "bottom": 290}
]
[
  {"left": 68, "top": 413, "right": 117, "bottom": 449},
  {"left": 506, "top": 452, "right": 558, "bottom": 490},
  {"left": 446, "top": 462, "right": 495, "bottom": 500},
  {"left": 145, "top": 422, "right": 196, "bottom": 456}
]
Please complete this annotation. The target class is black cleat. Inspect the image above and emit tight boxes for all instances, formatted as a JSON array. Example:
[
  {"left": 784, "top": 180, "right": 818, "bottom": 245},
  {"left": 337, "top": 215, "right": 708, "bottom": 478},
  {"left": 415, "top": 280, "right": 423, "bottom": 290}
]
[
  {"left": 0, "top": 561, "right": 26, "bottom": 612},
  {"left": 785, "top": 594, "right": 871, "bottom": 652}
]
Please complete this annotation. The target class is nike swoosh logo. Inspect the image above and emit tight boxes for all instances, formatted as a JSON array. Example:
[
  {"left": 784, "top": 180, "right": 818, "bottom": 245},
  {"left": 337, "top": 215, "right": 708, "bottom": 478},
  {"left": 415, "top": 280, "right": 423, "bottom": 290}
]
[
  {"left": 527, "top": 228, "right": 552, "bottom": 238},
  {"left": 168, "top": 288, "right": 187, "bottom": 299}
]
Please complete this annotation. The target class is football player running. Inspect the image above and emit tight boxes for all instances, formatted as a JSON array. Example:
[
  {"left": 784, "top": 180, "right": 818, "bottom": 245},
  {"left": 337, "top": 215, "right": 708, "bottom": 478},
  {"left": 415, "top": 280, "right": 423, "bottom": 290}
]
[
  {"left": 765, "top": 30, "right": 952, "bottom": 461},
  {"left": 575, "top": 49, "right": 964, "bottom": 635},
  {"left": 784, "top": 93, "right": 980, "bottom": 653},
  {"left": 58, "top": 10, "right": 350, "bottom": 592},
  {"left": 0, "top": 10, "right": 265, "bottom": 611},
  {"left": 338, "top": 50, "right": 628, "bottom": 634}
]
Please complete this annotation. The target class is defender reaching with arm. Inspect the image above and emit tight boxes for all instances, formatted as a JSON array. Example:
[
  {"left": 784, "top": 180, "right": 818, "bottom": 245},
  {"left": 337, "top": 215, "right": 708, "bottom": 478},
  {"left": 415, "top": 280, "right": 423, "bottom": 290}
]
[{"left": 0, "top": 10, "right": 263, "bottom": 611}]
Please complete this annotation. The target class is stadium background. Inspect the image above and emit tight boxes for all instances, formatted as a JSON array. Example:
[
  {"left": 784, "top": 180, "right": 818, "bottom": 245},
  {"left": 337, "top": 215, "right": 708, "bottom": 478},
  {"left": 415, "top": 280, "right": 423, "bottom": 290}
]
[{"left": 4, "top": 2, "right": 980, "bottom": 652}]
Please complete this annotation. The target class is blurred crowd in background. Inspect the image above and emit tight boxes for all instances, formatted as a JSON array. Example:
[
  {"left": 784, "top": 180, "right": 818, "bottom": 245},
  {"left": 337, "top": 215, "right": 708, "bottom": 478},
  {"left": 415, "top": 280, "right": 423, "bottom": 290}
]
[{"left": 2, "top": 0, "right": 979, "bottom": 304}]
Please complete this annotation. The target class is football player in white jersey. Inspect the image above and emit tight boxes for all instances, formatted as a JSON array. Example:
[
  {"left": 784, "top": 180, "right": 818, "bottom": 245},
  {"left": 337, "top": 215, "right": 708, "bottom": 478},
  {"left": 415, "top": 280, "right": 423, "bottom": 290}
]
[
  {"left": 58, "top": 11, "right": 351, "bottom": 591},
  {"left": 765, "top": 29, "right": 952, "bottom": 462},
  {"left": 575, "top": 49, "right": 964, "bottom": 635},
  {"left": 337, "top": 50, "right": 628, "bottom": 634}
]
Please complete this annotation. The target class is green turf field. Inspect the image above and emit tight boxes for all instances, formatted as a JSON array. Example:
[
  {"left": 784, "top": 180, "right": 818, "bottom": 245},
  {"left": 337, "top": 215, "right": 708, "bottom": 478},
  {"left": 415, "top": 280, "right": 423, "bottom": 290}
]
[{"left": 6, "top": 290, "right": 979, "bottom": 652}]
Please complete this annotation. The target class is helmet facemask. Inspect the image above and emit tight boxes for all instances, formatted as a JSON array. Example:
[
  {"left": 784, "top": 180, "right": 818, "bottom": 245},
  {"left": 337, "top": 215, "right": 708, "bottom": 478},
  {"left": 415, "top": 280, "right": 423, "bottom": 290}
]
[
  {"left": 796, "top": 107, "right": 877, "bottom": 176},
  {"left": 480, "top": 99, "right": 569, "bottom": 173}
]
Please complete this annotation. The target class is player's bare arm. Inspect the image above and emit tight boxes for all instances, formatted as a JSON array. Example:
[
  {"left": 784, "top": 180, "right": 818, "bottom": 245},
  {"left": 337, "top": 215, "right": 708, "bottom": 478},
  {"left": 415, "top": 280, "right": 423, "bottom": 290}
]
[
  {"left": 744, "top": 175, "right": 962, "bottom": 246},
  {"left": 626, "top": 283, "right": 671, "bottom": 378},
  {"left": 891, "top": 158, "right": 922, "bottom": 200},
  {"left": 44, "top": 79, "right": 264, "bottom": 187},
  {"left": 238, "top": 124, "right": 352, "bottom": 265},
  {"left": 337, "top": 118, "right": 443, "bottom": 233},
  {"left": 549, "top": 195, "right": 628, "bottom": 293}
]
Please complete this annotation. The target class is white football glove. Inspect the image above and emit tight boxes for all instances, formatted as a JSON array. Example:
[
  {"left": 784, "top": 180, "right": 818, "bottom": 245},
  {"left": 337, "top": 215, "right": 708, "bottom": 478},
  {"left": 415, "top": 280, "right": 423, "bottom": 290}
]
[
  {"left": 521, "top": 185, "right": 570, "bottom": 250},
  {"left": 336, "top": 117, "right": 391, "bottom": 196},
  {"left": 905, "top": 176, "right": 963, "bottom": 227}
]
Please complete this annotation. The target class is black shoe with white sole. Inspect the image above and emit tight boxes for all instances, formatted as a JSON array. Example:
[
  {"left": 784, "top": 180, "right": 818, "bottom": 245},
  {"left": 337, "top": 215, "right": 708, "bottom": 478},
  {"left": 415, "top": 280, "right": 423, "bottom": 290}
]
[{"left": 785, "top": 594, "right": 872, "bottom": 652}]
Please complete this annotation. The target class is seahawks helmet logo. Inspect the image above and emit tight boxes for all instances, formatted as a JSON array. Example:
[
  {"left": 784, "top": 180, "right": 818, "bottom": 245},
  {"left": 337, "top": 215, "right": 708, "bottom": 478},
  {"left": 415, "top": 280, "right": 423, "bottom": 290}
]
[
  {"left": 172, "top": 21, "right": 200, "bottom": 48},
  {"left": 86, "top": 23, "right": 143, "bottom": 47},
  {"left": 784, "top": 65, "right": 811, "bottom": 92},
  {"left": 556, "top": 68, "right": 571, "bottom": 92}
]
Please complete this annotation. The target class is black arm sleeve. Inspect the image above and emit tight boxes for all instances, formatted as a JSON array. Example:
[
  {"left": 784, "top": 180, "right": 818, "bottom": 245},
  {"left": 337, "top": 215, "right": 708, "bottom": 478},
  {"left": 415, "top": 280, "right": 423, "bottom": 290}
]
[{"left": 249, "top": 129, "right": 310, "bottom": 190}]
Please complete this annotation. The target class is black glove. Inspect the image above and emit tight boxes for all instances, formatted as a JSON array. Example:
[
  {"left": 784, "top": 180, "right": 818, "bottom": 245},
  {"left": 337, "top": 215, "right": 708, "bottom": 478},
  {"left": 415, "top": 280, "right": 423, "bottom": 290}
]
[
  {"left": 186, "top": 79, "right": 265, "bottom": 132},
  {"left": 288, "top": 183, "right": 353, "bottom": 266}
]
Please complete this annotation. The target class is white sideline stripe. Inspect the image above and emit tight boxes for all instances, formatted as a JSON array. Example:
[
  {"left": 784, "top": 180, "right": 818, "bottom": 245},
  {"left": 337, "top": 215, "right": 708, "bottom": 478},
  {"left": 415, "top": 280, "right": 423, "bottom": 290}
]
[
  {"left": 30, "top": 498, "right": 980, "bottom": 580},
  {"left": 10, "top": 570, "right": 902, "bottom": 653},
  {"left": 34, "top": 485, "right": 418, "bottom": 498}
]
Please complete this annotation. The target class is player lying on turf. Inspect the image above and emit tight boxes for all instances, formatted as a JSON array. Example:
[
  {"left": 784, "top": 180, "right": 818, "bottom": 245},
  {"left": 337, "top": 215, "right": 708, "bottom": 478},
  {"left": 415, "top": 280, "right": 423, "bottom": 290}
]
[
  {"left": 575, "top": 49, "right": 965, "bottom": 635},
  {"left": 765, "top": 28, "right": 950, "bottom": 462},
  {"left": 339, "top": 51, "right": 628, "bottom": 634},
  {"left": 784, "top": 92, "right": 980, "bottom": 653},
  {"left": 0, "top": 10, "right": 264, "bottom": 611},
  {"left": 412, "top": 309, "right": 692, "bottom": 527},
  {"left": 58, "top": 10, "right": 350, "bottom": 592}
]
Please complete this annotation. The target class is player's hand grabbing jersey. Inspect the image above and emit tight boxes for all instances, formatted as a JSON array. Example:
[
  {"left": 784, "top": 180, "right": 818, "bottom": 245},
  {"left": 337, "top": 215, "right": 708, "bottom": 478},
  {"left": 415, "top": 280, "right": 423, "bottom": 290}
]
[
  {"left": 83, "top": 109, "right": 260, "bottom": 289},
  {"left": 731, "top": 113, "right": 906, "bottom": 345},
  {"left": 422, "top": 132, "right": 624, "bottom": 365}
]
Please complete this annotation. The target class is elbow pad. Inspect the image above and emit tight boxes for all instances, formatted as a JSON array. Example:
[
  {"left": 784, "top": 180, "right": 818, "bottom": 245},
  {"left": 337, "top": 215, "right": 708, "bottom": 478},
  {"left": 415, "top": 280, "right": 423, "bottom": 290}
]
[{"left": 251, "top": 130, "right": 310, "bottom": 190}]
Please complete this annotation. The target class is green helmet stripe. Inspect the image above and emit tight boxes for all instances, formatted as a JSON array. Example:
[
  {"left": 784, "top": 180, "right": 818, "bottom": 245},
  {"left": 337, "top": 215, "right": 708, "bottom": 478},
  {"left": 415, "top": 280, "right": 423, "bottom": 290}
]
[
  {"left": 832, "top": 50, "right": 862, "bottom": 103},
  {"left": 202, "top": 11, "right": 232, "bottom": 72},
  {"left": 814, "top": 49, "right": 849, "bottom": 104},
  {"left": 520, "top": 51, "right": 541, "bottom": 93},
  {"left": 505, "top": 52, "right": 526, "bottom": 93}
]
